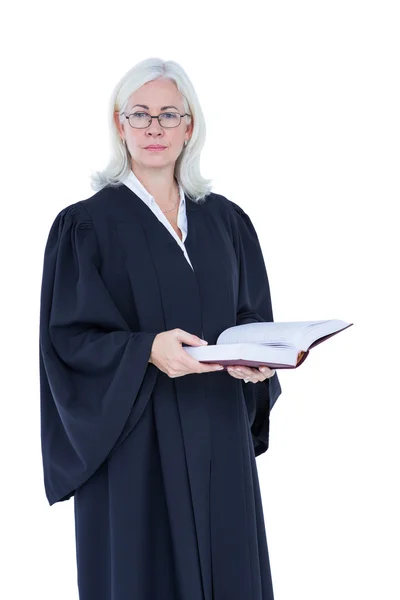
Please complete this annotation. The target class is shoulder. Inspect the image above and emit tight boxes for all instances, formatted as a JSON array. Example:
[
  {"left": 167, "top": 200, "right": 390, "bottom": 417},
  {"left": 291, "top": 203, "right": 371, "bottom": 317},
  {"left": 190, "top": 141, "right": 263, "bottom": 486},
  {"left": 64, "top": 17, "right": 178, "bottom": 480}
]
[
  {"left": 208, "top": 193, "right": 262, "bottom": 253},
  {"left": 211, "top": 192, "right": 247, "bottom": 218},
  {"left": 46, "top": 202, "right": 92, "bottom": 243},
  {"left": 80, "top": 185, "right": 127, "bottom": 218},
  {"left": 51, "top": 185, "right": 124, "bottom": 229},
  {"left": 206, "top": 192, "right": 253, "bottom": 234},
  {"left": 204, "top": 191, "right": 248, "bottom": 219}
]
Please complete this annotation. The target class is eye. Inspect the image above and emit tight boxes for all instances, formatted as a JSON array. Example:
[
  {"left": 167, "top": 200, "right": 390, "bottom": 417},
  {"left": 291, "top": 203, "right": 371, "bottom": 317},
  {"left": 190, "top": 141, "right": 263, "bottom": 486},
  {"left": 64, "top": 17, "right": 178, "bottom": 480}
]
[{"left": 133, "top": 112, "right": 149, "bottom": 117}]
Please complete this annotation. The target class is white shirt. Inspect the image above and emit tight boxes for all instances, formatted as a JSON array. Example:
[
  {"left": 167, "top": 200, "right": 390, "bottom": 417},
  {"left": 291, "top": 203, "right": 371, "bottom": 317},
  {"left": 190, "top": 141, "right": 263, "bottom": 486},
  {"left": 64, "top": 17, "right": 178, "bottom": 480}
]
[{"left": 122, "top": 169, "right": 194, "bottom": 270}]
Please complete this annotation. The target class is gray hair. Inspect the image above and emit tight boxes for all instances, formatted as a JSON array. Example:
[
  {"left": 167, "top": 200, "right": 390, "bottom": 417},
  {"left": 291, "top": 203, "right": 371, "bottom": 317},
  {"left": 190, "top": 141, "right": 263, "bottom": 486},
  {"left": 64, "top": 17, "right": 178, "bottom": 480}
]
[{"left": 89, "top": 57, "right": 213, "bottom": 203}]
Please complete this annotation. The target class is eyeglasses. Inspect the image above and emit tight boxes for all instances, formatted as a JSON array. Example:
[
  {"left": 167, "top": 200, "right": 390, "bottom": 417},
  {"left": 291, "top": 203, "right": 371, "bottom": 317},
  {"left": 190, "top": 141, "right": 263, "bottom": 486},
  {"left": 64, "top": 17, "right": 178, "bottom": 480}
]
[{"left": 121, "top": 111, "right": 191, "bottom": 129}]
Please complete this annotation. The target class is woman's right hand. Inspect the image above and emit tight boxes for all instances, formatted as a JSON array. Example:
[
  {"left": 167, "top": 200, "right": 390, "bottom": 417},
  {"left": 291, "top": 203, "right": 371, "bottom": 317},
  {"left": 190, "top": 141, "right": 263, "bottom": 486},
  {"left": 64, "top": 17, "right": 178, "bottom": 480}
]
[{"left": 149, "top": 328, "right": 225, "bottom": 378}]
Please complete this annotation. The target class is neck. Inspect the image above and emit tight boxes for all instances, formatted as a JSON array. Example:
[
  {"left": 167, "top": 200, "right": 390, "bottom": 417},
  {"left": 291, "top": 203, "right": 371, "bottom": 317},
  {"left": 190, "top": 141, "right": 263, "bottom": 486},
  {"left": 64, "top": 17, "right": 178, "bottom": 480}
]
[{"left": 131, "top": 163, "right": 177, "bottom": 207}]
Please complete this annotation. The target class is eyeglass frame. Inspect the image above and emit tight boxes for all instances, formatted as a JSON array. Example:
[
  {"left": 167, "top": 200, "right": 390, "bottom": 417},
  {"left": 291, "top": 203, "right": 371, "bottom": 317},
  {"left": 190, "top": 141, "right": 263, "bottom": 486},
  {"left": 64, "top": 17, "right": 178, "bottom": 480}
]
[{"left": 120, "top": 110, "right": 191, "bottom": 129}]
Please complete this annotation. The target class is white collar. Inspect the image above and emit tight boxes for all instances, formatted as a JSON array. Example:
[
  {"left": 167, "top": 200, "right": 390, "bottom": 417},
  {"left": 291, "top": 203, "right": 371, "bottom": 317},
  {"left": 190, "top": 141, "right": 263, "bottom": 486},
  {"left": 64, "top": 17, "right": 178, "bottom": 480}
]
[{"left": 122, "top": 169, "right": 185, "bottom": 211}]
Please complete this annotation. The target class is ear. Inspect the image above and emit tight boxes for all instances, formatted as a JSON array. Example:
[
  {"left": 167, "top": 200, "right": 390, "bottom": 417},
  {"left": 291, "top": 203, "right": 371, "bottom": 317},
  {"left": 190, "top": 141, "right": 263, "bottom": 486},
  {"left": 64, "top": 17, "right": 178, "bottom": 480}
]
[
  {"left": 114, "top": 111, "right": 124, "bottom": 138},
  {"left": 186, "top": 116, "right": 194, "bottom": 141}
]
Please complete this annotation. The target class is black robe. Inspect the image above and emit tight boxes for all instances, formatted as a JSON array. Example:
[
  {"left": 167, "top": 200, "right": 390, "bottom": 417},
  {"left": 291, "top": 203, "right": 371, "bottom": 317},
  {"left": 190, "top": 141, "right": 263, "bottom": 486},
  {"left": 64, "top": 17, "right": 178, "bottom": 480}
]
[{"left": 39, "top": 183, "right": 282, "bottom": 600}]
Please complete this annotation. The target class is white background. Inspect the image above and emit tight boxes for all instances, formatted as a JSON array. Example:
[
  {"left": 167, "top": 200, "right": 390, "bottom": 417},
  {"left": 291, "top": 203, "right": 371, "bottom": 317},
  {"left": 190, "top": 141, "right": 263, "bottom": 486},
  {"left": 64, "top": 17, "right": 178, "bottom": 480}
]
[{"left": 1, "top": 1, "right": 399, "bottom": 599}]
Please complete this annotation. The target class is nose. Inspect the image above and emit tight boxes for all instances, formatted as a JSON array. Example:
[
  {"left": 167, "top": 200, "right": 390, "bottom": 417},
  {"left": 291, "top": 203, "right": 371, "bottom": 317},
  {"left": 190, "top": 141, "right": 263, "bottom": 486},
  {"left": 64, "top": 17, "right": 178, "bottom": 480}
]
[{"left": 146, "top": 117, "right": 164, "bottom": 137}]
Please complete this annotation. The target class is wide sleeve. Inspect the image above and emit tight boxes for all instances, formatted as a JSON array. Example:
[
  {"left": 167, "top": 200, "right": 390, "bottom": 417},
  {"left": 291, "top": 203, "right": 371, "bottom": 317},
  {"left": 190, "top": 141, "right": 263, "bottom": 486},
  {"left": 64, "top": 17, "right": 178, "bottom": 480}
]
[
  {"left": 230, "top": 201, "right": 282, "bottom": 457},
  {"left": 39, "top": 202, "right": 159, "bottom": 505}
]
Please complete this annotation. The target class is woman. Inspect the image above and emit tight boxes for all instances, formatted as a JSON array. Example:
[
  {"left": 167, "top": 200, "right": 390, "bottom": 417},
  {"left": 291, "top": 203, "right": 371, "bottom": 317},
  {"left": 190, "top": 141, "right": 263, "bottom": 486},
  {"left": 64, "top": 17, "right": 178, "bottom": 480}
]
[{"left": 39, "top": 57, "right": 282, "bottom": 600}]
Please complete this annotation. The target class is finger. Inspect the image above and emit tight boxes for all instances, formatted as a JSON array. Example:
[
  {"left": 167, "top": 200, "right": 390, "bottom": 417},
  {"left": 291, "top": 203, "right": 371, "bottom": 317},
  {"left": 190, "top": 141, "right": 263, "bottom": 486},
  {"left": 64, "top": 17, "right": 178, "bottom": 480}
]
[
  {"left": 203, "top": 363, "right": 225, "bottom": 373},
  {"left": 176, "top": 329, "right": 209, "bottom": 347},
  {"left": 227, "top": 367, "right": 254, "bottom": 381},
  {"left": 228, "top": 366, "right": 257, "bottom": 378},
  {"left": 195, "top": 360, "right": 226, "bottom": 373},
  {"left": 227, "top": 370, "right": 244, "bottom": 380},
  {"left": 259, "top": 366, "right": 276, "bottom": 378},
  {"left": 229, "top": 366, "right": 270, "bottom": 383},
  {"left": 179, "top": 353, "right": 223, "bottom": 374}
]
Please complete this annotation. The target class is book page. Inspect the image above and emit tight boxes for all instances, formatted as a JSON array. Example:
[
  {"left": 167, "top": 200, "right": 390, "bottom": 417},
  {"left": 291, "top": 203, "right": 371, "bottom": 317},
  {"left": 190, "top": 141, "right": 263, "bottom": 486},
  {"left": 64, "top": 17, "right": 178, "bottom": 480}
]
[{"left": 217, "top": 320, "right": 348, "bottom": 349}]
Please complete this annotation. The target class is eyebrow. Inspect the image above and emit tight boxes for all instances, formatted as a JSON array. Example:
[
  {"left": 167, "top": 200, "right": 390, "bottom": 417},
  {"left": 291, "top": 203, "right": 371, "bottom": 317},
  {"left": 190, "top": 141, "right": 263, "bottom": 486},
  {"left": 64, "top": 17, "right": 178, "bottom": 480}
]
[{"left": 130, "top": 104, "right": 180, "bottom": 112}]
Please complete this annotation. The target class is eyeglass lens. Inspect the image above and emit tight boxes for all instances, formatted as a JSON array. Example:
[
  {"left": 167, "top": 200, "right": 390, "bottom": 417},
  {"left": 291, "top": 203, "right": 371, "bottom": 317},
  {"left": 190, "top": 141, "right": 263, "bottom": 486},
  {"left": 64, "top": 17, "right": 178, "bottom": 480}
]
[{"left": 129, "top": 112, "right": 181, "bottom": 128}]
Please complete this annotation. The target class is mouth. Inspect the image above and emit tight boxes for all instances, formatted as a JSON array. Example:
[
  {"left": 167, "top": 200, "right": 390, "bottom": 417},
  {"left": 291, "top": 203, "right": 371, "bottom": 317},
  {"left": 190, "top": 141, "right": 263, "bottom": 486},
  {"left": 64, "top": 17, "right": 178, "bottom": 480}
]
[{"left": 145, "top": 145, "right": 167, "bottom": 151}]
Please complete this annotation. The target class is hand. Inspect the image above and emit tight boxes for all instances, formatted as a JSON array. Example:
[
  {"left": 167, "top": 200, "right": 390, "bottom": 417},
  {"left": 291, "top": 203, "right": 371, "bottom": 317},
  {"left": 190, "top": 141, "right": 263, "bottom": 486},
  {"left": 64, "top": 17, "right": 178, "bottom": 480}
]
[
  {"left": 226, "top": 365, "right": 275, "bottom": 383},
  {"left": 149, "top": 329, "right": 225, "bottom": 378}
]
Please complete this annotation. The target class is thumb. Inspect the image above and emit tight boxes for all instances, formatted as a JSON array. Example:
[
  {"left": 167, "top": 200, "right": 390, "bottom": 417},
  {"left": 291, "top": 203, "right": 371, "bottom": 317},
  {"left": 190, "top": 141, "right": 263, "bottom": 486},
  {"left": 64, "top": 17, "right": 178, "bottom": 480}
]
[{"left": 177, "top": 330, "right": 208, "bottom": 347}]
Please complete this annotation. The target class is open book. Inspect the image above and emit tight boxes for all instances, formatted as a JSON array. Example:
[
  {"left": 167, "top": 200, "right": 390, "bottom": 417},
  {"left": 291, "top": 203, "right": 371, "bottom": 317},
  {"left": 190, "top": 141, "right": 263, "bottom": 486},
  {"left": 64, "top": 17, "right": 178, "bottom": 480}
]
[{"left": 183, "top": 319, "right": 353, "bottom": 369}]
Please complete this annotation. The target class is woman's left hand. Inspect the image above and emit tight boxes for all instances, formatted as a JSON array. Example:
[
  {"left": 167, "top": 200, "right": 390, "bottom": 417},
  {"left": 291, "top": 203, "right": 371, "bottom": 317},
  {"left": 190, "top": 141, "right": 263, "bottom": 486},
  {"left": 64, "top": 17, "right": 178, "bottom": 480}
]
[{"left": 226, "top": 365, "right": 275, "bottom": 383}]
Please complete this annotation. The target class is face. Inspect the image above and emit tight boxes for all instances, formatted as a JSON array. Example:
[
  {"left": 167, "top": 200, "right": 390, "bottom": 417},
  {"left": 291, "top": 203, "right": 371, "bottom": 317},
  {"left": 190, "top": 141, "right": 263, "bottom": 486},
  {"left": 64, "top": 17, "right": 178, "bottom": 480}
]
[{"left": 114, "top": 78, "right": 193, "bottom": 171}]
